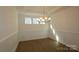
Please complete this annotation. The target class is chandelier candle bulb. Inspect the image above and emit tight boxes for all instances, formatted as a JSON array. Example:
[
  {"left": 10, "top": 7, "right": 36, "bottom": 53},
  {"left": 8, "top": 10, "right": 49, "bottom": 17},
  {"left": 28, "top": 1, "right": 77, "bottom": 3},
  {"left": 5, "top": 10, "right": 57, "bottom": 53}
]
[
  {"left": 39, "top": 16, "right": 51, "bottom": 23},
  {"left": 40, "top": 17, "right": 43, "bottom": 20},
  {"left": 48, "top": 17, "right": 51, "bottom": 20},
  {"left": 44, "top": 17, "right": 48, "bottom": 20}
]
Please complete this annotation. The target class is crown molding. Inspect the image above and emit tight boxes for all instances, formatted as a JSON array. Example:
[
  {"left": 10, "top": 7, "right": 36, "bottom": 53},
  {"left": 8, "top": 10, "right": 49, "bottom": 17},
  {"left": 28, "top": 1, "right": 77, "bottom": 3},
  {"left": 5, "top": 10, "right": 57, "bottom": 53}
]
[{"left": 48, "top": 6, "right": 70, "bottom": 16}]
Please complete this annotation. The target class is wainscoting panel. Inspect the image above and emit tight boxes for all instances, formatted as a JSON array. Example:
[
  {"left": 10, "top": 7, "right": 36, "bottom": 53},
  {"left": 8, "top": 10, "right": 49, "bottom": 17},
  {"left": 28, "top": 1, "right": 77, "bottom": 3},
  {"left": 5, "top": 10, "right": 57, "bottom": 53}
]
[
  {"left": 49, "top": 30, "right": 79, "bottom": 51},
  {"left": 0, "top": 32, "right": 18, "bottom": 52},
  {"left": 18, "top": 30, "right": 48, "bottom": 41}
]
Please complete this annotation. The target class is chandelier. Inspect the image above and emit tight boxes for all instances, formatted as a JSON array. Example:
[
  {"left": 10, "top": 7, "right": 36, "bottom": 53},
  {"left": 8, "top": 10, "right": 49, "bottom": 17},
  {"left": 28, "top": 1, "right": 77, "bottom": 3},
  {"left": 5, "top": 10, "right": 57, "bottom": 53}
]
[
  {"left": 39, "top": 7, "right": 52, "bottom": 23},
  {"left": 39, "top": 16, "right": 51, "bottom": 22}
]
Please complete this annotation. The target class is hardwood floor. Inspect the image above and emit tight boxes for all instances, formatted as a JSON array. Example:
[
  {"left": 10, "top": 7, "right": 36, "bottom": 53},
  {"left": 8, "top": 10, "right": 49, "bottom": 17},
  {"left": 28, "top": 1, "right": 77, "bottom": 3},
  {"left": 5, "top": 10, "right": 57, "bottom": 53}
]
[{"left": 16, "top": 38, "right": 78, "bottom": 52}]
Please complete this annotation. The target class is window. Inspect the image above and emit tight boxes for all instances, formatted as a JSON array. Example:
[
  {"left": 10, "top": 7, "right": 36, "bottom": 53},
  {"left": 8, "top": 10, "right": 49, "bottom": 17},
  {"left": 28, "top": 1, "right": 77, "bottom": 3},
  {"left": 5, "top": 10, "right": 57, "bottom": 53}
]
[
  {"left": 25, "top": 17, "right": 32, "bottom": 24},
  {"left": 32, "top": 18, "right": 39, "bottom": 24},
  {"left": 25, "top": 17, "right": 45, "bottom": 24}
]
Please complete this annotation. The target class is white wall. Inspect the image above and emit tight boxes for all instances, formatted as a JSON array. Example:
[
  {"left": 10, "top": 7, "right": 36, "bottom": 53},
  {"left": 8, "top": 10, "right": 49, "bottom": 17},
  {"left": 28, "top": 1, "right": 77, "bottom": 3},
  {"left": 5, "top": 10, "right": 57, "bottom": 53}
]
[
  {"left": 49, "top": 7, "right": 79, "bottom": 51},
  {"left": 0, "top": 7, "right": 18, "bottom": 52},
  {"left": 18, "top": 14, "right": 49, "bottom": 41}
]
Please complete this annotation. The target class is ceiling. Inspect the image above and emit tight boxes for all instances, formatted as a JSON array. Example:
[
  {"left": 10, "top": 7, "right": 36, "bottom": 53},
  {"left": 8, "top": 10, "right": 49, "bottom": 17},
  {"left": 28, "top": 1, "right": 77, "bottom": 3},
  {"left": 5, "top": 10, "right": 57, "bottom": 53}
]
[{"left": 16, "top": 6, "right": 62, "bottom": 17}]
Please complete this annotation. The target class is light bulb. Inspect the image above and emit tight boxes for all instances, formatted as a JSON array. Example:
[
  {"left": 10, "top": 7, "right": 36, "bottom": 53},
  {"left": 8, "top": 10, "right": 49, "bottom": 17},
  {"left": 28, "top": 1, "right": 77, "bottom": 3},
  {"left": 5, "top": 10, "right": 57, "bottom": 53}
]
[
  {"left": 48, "top": 17, "right": 51, "bottom": 20},
  {"left": 44, "top": 17, "right": 47, "bottom": 20},
  {"left": 37, "top": 18, "right": 40, "bottom": 21},
  {"left": 42, "top": 19, "right": 45, "bottom": 21},
  {"left": 40, "top": 17, "right": 43, "bottom": 20}
]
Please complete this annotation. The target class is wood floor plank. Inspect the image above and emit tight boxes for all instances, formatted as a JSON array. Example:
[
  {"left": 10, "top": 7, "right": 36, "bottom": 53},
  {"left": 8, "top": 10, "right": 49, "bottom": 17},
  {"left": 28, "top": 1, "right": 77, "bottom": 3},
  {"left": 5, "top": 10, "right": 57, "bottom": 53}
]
[{"left": 16, "top": 38, "right": 78, "bottom": 52}]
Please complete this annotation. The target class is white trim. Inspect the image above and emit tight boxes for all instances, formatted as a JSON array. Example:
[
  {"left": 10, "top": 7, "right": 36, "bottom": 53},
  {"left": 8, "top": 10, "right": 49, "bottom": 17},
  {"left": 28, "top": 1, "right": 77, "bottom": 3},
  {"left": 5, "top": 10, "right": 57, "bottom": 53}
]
[
  {"left": 49, "top": 6, "right": 70, "bottom": 16},
  {"left": 59, "top": 41, "right": 79, "bottom": 51},
  {"left": 48, "top": 7, "right": 63, "bottom": 15},
  {"left": 12, "top": 41, "right": 18, "bottom": 52},
  {"left": 0, "top": 31, "right": 18, "bottom": 42},
  {"left": 56, "top": 30, "right": 79, "bottom": 34}
]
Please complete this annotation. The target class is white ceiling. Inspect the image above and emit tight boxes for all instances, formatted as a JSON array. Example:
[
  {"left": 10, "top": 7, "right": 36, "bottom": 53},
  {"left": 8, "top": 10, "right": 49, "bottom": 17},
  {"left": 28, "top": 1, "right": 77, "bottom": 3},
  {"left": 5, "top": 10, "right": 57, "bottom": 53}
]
[{"left": 16, "top": 6, "right": 62, "bottom": 17}]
